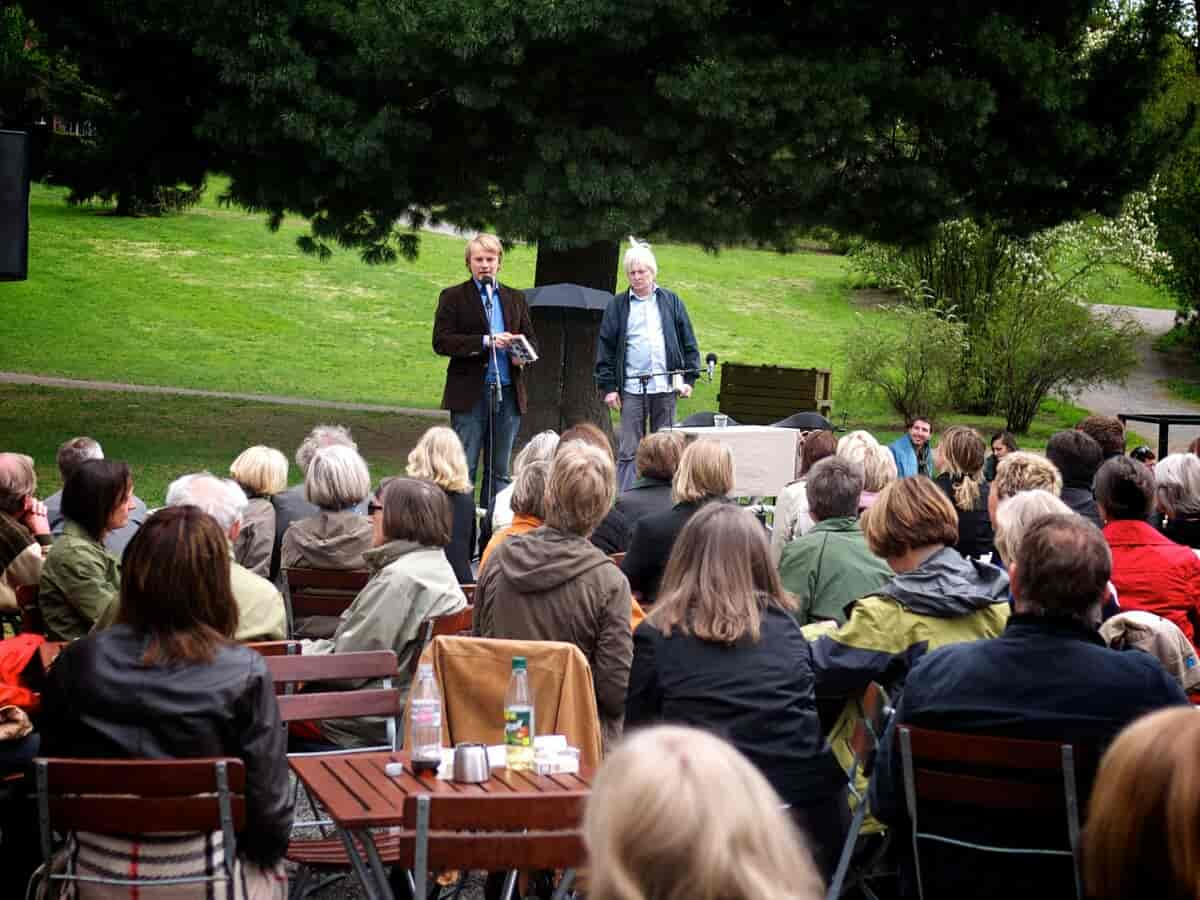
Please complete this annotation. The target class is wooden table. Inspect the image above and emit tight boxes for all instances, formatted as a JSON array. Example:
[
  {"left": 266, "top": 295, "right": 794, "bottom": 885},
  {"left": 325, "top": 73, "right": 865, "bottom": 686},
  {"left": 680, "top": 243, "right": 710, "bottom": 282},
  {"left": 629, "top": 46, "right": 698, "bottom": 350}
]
[{"left": 289, "top": 751, "right": 592, "bottom": 900}]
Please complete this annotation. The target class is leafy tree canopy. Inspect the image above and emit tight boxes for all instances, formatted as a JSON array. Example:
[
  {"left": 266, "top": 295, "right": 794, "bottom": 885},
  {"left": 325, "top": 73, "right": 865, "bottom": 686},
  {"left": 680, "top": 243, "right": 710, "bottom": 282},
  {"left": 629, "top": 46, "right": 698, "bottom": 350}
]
[{"left": 37, "top": 0, "right": 1190, "bottom": 260}]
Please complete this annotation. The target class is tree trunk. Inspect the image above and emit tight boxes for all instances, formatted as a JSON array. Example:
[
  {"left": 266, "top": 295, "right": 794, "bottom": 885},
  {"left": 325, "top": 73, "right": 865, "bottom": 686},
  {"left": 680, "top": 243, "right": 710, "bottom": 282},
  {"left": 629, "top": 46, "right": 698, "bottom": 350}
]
[{"left": 517, "top": 240, "right": 620, "bottom": 447}]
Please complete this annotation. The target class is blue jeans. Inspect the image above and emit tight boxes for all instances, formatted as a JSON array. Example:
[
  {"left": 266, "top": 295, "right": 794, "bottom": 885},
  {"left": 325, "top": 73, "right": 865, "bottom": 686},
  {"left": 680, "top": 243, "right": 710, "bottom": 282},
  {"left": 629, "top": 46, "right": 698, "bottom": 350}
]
[{"left": 452, "top": 384, "right": 521, "bottom": 502}]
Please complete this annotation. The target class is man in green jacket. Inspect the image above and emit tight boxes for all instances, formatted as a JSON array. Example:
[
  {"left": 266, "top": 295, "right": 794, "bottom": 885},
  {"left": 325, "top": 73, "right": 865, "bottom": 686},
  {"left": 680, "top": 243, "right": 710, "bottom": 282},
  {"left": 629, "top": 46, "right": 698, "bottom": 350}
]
[{"left": 779, "top": 456, "right": 892, "bottom": 625}]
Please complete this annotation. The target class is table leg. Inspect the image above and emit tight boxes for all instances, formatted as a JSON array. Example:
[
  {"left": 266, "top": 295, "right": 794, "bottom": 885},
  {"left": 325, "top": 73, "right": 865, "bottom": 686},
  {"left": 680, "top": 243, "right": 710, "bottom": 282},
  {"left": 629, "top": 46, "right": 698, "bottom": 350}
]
[
  {"left": 360, "top": 830, "right": 397, "bottom": 900},
  {"left": 338, "top": 828, "right": 391, "bottom": 900}
]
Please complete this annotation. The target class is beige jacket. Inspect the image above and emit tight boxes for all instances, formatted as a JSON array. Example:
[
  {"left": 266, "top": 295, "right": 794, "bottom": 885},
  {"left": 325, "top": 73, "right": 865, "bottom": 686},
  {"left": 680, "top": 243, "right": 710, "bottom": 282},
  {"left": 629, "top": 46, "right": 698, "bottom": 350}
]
[
  {"left": 229, "top": 558, "right": 287, "bottom": 642},
  {"left": 304, "top": 539, "right": 467, "bottom": 748},
  {"left": 0, "top": 543, "right": 42, "bottom": 612},
  {"left": 280, "top": 510, "right": 373, "bottom": 572}
]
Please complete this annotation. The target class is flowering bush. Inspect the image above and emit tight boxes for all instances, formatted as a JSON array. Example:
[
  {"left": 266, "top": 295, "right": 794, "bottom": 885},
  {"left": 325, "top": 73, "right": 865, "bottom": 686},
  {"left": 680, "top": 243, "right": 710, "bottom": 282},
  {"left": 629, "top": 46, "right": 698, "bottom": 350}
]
[{"left": 848, "top": 192, "right": 1166, "bottom": 429}]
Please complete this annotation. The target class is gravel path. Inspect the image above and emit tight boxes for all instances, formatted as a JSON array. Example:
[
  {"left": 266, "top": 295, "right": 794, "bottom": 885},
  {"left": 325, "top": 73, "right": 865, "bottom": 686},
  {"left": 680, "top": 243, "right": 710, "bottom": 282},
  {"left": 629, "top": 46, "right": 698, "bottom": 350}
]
[
  {"left": 0, "top": 371, "right": 448, "bottom": 420},
  {"left": 1074, "top": 305, "right": 1200, "bottom": 453}
]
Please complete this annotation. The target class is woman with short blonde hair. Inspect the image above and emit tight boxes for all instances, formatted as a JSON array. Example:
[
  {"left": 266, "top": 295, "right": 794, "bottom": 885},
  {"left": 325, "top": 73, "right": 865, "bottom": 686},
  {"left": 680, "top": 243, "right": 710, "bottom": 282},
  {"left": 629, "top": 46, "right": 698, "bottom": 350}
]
[
  {"left": 1083, "top": 707, "right": 1200, "bottom": 900},
  {"left": 228, "top": 444, "right": 288, "bottom": 576},
  {"left": 545, "top": 444, "right": 616, "bottom": 537},
  {"left": 585, "top": 725, "right": 824, "bottom": 900},
  {"left": 623, "top": 440, "right": 734, "bottom": 605},
  {"left": 672, "top": 439, "right": 734, "bottom": 504},
  {"left": 491, "top": 430, "right": 559, "bottom": 531},
  {"left": 407, "top": 426, "right": 476, "bottom": 583},
  {"left": 861, "top": 476, "right": 959, "bottom": 561}
]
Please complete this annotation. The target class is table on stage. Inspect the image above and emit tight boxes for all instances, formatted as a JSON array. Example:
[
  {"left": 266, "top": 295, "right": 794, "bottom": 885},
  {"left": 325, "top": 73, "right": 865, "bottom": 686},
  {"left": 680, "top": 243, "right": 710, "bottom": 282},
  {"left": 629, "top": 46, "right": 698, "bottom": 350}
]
[
  {"left": 672, "top": 425, "right": 798, "bottom": 498},
  {"left": 289, "top": 751, "right": 593, "bottom": 900}
]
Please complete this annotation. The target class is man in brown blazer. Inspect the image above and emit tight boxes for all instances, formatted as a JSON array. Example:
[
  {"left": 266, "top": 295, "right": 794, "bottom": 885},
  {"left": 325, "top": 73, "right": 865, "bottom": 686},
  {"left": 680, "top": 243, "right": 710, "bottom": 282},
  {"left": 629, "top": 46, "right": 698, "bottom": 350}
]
[{"left": 433, "top": 234, "right": 537, "bottom": 507}]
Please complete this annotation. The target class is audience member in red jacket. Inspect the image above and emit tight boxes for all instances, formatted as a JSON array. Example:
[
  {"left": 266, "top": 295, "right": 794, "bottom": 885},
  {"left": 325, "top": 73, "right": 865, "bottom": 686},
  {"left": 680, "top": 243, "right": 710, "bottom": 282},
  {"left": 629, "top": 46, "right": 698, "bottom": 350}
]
[{"left": 1097, "top": 456, "right": 1200, "bottom": 642}]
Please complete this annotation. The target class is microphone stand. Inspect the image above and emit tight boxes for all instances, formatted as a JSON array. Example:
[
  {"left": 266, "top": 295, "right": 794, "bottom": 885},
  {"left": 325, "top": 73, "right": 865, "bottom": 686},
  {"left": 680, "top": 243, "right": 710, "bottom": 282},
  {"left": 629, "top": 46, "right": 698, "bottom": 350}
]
[
  {"left": 629, "top": 366, "right": 705, "bottom": 436},
  {"left": 482, "top": 287, "right": 504, "bottom": 548}
]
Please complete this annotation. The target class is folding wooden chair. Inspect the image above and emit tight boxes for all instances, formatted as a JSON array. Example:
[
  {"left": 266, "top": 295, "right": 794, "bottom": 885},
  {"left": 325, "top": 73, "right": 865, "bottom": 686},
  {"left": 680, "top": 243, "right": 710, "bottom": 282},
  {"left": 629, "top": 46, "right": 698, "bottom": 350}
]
[
  {"left": 35, "top": 757, "right": 245, "bottom": 896},
  {"left": 898, "top": 726, "right": 1087, "bottom": 900},
  {"left": 245, "top": 639, "right": 302, "bottom": 657},
  {"left": 408, "top": 791, "right": 587, "bottom": 900},
  {"left": 282, "top": 567, "right": 370, "bottom": 637},
  {"left": 826, "top": 682, "right": 894, "bottom": 900},
  {"left": 263, "top": 650, "right": 402, "bottom": 899},
  {"left": 406, "top": 606, "right": 476, "bottom": 681}
]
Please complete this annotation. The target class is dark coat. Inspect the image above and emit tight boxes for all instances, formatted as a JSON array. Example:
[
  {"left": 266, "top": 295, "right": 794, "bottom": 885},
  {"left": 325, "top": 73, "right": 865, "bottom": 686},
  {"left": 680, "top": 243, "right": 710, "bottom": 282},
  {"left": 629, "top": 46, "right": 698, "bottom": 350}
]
[
  {"left": 626, "top": 607, "right": 845, "bottom": 809},
  {"left": 588, "top": 506, "right": 630, "bottom": 556},
  {"left": 871, "top": 615, "right": 1188, "bottom": 899},
  {"left": 934, "top": 474, "right": 995, "bottom": 559},
  {"left": 40, "top": 624, "right": 293, "bottom": 866},
  {"left": 1060, "top": 484, "right": 1104, "bottom": 531},
  {"left": 444, "top": 488, "right": 477, "bottom": 583},
  {"left": 433, "top": 280, "right": 536, "bottom": 413},
  {"left": 269, "top": 484, "right": 318, "bottom": 581},
  {"left": 594, "top": 287, "right": 701, "bottom": 394},
  {"left": 614, "top": 477, "right": 674, "bottom": 534},
  {"left": 1164, "top": 513, "right": 1200, "bottom": 549},
  {"left": 621, "top": 499, "right": 708, "bottom": 605}
]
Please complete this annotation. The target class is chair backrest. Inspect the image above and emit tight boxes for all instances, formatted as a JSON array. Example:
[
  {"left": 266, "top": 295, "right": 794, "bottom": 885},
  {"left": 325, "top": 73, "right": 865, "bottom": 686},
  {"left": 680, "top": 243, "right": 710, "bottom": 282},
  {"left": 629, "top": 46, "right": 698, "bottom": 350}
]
[
  {"left": 420, "top": 636, "right": 604, "bottom": 768},
  {"left": 460, "top": 583, "right": 476, "bottom": 604},
  {"left": 406, "top": 607, "right": 476, "bottom": 681},
  {"left": 898, "top": 725, "right": 1086, "bottom": 900},
  {"left": 36, "top": 757, "right": 245, "bottom": 893},
  {"left": 264, "top": 650, "right": 402, "bottom": 749},
  {"left": 16, "top": 584, "right": 44, "bottom": 636},
  {"left": 407, "top": 791, "right": 587, "bottom": 897},
  {"left": 608, "top": 552, "right": 626, "bottom": 567},
  {"left": 282, "top": 567, "right": 370, "bottom": 627},
  {"left": 244, "top": 639, "right": 302, "bottom": 657}
]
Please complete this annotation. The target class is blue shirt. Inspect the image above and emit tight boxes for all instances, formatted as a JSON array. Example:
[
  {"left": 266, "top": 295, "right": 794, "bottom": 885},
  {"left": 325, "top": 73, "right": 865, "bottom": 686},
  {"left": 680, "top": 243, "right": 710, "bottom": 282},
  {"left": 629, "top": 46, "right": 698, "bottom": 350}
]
[
  {"left": 475, "top": 279, "right": 511, "bottom": 386},
  {"left": 623, "top": 288, "right": 669, "bottom": 394}
]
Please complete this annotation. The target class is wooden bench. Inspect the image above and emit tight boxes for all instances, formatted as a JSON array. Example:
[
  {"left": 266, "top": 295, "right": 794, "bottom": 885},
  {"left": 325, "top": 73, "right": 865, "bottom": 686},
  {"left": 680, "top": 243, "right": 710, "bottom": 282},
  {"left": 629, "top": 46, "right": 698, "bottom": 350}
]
[{"left": 282, "top": 568, "right": 370, "bottom": 636}]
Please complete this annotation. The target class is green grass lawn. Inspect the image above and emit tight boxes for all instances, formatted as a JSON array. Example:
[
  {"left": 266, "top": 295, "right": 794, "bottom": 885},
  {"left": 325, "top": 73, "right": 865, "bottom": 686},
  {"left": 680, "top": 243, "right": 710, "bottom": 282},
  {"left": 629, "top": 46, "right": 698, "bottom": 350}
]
[
  {"left": 0, "top": 178, "right": 1098, "bottom": 499},
  {"left": 1077, "top": 262, "right": 1177, "bottom": 310}
]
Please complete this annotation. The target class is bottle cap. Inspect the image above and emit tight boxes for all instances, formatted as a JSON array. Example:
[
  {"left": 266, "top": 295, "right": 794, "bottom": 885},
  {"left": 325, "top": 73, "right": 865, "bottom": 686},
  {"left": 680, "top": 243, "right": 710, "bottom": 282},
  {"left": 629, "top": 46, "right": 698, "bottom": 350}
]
[{"left": 512, "top": 656, "right": 527, "bottom": 670}]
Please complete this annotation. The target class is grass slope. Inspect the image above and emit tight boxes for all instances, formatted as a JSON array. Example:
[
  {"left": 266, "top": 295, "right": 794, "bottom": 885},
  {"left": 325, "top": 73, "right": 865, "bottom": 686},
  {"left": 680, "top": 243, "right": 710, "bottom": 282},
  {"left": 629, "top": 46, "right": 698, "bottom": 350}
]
[{"left": 1, "top": 178, "right": 1094, "bottom": 502}]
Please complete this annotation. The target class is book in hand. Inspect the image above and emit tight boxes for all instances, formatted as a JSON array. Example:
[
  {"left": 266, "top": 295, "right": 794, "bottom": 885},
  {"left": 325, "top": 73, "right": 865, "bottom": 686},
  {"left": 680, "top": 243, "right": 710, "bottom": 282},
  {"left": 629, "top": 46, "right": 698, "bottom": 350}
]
[{"left": 509, "top": 334, "right": 538, "bottom": 365}]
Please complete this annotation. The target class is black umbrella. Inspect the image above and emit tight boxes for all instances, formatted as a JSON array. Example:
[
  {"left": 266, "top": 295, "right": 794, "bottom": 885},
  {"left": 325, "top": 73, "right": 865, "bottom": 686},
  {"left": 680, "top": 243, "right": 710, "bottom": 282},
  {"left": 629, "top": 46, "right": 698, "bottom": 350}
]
[
  {"left": 773, "top": 411, "right": 833, "bottom": 430},
  {"left": 523, "top": 282, "right": 614, "bottom": 311}
]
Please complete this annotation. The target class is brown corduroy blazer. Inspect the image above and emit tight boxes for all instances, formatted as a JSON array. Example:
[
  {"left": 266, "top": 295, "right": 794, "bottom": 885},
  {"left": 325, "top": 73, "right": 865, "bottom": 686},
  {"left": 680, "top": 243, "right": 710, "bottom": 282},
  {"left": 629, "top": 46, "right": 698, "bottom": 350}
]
[{"left": 432, "top": 280, "right": 537, "bottom": 414}]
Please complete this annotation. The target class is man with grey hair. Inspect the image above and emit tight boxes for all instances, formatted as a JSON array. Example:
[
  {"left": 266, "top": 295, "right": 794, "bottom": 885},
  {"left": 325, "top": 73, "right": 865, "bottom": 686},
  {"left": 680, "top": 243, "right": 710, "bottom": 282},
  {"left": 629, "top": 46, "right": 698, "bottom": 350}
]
[
  {"left": 0, "top": 452, "right": 51, "bottom": 613},
  {"left": 595, "top": 236, "right": 701, "bottom": 491},
  {"left": 778, "top": 456, "right": 891, "bottom": 625},
  {"left": 269, "top": 424, "right": 363, "bottom": 581},
  {"left": 152, "top": 472, "right": 286, "bottom": 642},
  {"left": 44, "top": 436, "right": 147, "bottom": 555}
]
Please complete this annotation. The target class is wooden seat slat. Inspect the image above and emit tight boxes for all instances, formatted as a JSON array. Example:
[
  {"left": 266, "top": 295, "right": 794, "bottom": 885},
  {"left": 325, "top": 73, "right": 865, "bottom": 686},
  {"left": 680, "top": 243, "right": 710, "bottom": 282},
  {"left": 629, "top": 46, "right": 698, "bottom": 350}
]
[
  {"left": 264, "top": 649, "right": 397, "bottom": 683},
  {"left": 45, "top": 757, "right": 247, "bottom": 794},
  {"left": 276, "top": 688, "right": 400, "bottom": 722},
  {"left": 49, "top": 796, "right": 248, "bottom": 833}
]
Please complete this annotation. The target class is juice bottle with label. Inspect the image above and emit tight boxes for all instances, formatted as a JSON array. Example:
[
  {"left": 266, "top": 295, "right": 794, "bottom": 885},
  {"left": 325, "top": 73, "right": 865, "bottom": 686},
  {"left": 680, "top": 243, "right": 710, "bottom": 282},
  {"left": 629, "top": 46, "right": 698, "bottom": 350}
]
[{"left": 504, "top": 656, "right": 535, "bottom": 771}]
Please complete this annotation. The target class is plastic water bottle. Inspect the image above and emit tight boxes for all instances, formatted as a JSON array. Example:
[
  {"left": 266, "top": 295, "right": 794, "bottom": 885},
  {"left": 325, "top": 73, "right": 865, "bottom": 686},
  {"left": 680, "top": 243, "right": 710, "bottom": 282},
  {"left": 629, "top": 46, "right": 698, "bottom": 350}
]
[
  {"left": 504, "top": 656, "right": 535, "bottom": 771},
  {"left": 408, "top": 663, "right": 442, "bottom": 773}
]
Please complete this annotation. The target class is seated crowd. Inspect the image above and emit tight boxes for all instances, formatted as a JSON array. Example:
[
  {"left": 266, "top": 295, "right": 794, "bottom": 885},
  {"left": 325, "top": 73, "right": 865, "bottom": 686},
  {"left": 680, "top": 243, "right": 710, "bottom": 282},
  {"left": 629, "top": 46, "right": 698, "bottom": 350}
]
[{"left": 1, "top": 411, "right": 1199, "bottom": 899}]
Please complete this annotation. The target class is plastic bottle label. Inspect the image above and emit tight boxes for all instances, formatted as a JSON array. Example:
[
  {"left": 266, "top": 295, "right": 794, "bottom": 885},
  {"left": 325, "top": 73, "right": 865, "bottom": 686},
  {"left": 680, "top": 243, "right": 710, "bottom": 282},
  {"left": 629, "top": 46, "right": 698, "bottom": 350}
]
[
  {"left": 504, "top": 706, "right": 533, "bottom": 747},
  {"left": 411, "top": 699, "right": 441, "bottom": 729}
]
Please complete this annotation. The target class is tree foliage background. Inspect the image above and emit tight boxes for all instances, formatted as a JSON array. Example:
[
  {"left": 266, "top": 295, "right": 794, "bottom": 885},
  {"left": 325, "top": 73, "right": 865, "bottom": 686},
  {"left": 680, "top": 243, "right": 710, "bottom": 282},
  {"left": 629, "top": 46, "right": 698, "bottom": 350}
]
[{"left": 31, "top": 0, "right": 1191, "bottom": 276}]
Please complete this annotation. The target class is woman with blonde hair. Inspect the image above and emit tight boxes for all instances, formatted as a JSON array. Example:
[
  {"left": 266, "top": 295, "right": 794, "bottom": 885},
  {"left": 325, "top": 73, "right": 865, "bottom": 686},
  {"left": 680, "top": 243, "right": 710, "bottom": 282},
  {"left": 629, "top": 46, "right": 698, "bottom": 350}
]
[
  {"left": 933, "top": 426, "right": 994, "bottom": 559},
  {"left": 490, "top": 429, "right": 559, "bottom": 531},
  {"left": 626, "top": 502, "right": 847, "bottom": 878},
  {"left": 621, "top": 439, "right": 733, "bottom": 605},
  {"left": 229, "top": 445, "right": 288, "bottom": 577},
  {"left": 280, "top": 444, "right": 374, "bottom": 574},
  {"left": 585, "top": 724, "right": 824, "bottom": 900},
  {"left": 1083, "top": 707, "right": 1200, "bottom": 900},
  {"left": 407, "top": 425, "right": 475, "bottom": 583},
  {"left": 836, "top": 430, "right": 897, "bottom": 513}
]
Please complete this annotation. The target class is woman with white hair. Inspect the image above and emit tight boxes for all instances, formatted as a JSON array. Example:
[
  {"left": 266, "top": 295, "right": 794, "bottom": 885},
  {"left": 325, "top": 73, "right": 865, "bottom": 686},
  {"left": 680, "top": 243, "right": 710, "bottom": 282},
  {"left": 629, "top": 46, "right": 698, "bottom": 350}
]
[
  {"left": 836, "top": 429, "right": 898, "bottom": 514},
  {"left": 490, "top": 429, "right": 559, "bottom": 531},
  {"left": 1154, "top": 453, "right": 1200, "bottom": 549},
  {"left": 280, "top": 444, "right": 373, "bottom": 572},
  {"left": 594, "top": 236, "right": 702, "bottom": 491},
  {"left": 407, "top": 426, "right": 476, "bottom": 583}
]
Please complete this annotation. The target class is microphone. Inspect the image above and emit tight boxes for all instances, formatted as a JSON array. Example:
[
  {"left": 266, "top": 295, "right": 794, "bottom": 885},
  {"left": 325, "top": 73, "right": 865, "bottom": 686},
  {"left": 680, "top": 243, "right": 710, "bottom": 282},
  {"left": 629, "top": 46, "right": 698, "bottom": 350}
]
[
  {"left": 481, "top": 274, "right": 495, "bottom": 313},
  {"left": 706, "top": 352, "right": 718, "bottom": 382}
]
